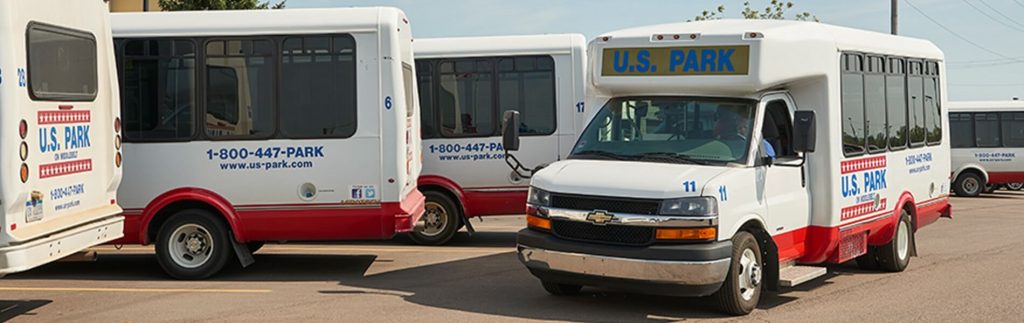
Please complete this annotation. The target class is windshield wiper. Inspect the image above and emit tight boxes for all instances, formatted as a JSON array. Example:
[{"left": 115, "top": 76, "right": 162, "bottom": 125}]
[
  {"left": 634, "top": 152, "right": 714, "bottom": 165},
  {"left": 570, "top": 150, "right": 634, "bottom": 161}
]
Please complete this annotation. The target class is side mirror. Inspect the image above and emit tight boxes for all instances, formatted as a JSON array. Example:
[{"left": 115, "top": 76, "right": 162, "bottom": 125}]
[
  {"left": 502, "top": 110, "right": 521, "bottom": 152},
  {"left": 793, "top": 110, "right": 816, "bottom": 153}
]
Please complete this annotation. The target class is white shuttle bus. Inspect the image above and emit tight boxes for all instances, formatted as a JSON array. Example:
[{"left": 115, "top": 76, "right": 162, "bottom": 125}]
[
  {"left": 503, "top": 20, "right": 951, "bottom": 315},
  {"left": 411, "top": 34, "right": 587, "bottom": 244},
  {"left": 0, "top": 0, "right": 124, "bottom": 276},
  {"left": 112, "top": 8, "right": 424, "bottom": 279},
  {"left": 949, "top": 101, "right": 1024, "bottom": 196}
]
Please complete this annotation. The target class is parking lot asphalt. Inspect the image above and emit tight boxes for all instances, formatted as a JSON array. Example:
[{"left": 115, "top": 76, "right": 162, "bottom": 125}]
[{"left": 2, "top": 192, "right": 1023, "bottom": 322}]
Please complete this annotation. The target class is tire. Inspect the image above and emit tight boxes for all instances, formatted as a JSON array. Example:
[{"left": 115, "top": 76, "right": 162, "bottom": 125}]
[
  {"left": 541, "top": 281, "right": 582, "bottom": 296},
  {"left": 247, "top": 242, "right": 265, "bottom": 254},
  {"left": 855, "top": 247, "right": 880, "bottom": 270},
  {"left": 953, "top": 173, "right": 983, "bottom": 197},
  {"left": 408, "top": 191, "right": 461, "bottom": 245},
  {"left": 155, "top": 209, "right": 233, "bottom": 280},
  {"left": 984, "top": 184, "right": 997, "bottom": 194},
  {"left": 713, "top": 231, "right": 762, "bottom": 316},
  {"left": 1007, "top": 183, "right": 1024, "bottom": 191},
  {"left": 877, "top": 210, "right": 913, "bottom": 272}
]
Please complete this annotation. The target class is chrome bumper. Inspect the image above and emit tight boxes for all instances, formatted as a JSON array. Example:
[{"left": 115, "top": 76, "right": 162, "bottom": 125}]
[{"left": 518, "top": 246, "right": 730, "bottom": 285}]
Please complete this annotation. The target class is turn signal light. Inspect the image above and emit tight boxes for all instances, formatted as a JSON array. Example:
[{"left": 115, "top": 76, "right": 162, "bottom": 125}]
[
  {"left": 115, "top": 152, "right": 122, "bottom": 167},
  {"left": 656, "top": 227, "right": 717, "bottom": 241},
  {"left": 20, "top": 164, "right": 29, "bottom": 183},
  {"left": 526, "top": 214, "right": 551, "bottom": 230}
]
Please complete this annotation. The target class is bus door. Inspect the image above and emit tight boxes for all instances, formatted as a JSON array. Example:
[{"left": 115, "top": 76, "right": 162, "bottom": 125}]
[{"left": 757, "top": 93, "right": 811, "bottom": 260}]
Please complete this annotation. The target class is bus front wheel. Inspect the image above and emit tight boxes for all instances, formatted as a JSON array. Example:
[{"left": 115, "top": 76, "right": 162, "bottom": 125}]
[
  {"left": 713, "top": 231, "right": 762, "bottom": 315},
  {"left": 953, "top": 173, "right": 984, "bottom": 197},
  {"left": 155, "top": 209, "right": 233, "bottom": 280},
  {"left": 409, "top": 191, "right": 461, "bottom": 245}
]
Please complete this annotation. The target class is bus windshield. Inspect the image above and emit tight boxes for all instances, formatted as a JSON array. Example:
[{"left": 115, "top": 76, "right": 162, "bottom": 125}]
[{"left": 570, "top": 96, "right": 757, "bottom": 165}]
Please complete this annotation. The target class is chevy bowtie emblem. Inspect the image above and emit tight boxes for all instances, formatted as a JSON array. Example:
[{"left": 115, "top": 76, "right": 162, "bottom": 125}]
[{"left": 586, "top": 210, "right": 614, "bottom": 224}]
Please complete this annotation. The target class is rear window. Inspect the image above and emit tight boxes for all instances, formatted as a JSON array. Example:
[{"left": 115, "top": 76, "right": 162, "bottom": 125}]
[{"left": 27, "top": 23, "right": 98, "bottom": 101}]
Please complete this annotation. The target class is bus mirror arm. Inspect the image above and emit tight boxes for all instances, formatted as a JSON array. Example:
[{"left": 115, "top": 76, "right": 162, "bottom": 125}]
[{"left": 502, "top": 110, "right": 535, "bottom": 178}]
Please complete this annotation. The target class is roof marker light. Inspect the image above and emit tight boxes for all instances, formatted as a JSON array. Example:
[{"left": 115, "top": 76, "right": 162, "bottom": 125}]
[
  {"left": 673, "top": 34, "right": 680, "bottom": 40},
  {"left": 689, "top": 33, "right": 698, "bottom": 40}
]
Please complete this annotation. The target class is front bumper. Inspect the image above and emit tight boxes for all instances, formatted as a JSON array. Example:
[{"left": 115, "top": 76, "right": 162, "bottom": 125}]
[{"left": 517, "top": 229, "right": 731, "bottom": 297}]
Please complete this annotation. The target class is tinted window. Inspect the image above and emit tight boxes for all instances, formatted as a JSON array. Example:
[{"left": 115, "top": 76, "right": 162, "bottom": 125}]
[
  {"left": 27, "top": 24, "right": 98, "bottom": 101},
  {"left": 498, "top": 56, "right": 556, "bottom": 135},
  {"left": 864, "top": 70, "right": 887, "bottom": 153},
  {"left": 950, "top": 113, "right": 974, "bottom": 148},
  {"left": 120, "top": 39, "right": 196, "bottom": 141},
  {"left": 908, "top": 63, "right": 926, "bottom": 146},
  {"left": 974, "top": 113, "right": 1001, "bottom": 147},
  {"left": 403, "top": 62, "right": 415, "bottom": 118},
  {"left": 417, "top": 61, "right": 437, "bottom": 138},
  {"left": 841, "top": 54, "right": 865, "bottom": 156},
  {"left": 886, "top": 66, "right": 908, "bottom": 150},
  {"left": 205, "top": 39, "right": 276, "bottom": 138},
  {"left": 438, "top": 60, "right": 494, "bottom": 137},
  {"left": 924, "top": 76, "right": 941, "bottom": 145},
  {"left": 279, "top": 36, "right": 356, "bottom": 138},
  {"left": 1001, "top": 112, "right": 1024, "bottom": 147}
]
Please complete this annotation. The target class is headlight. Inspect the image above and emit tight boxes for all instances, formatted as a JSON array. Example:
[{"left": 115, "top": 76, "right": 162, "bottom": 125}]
[
  {"left": 660, "top": 196, "right": 718, "bottom": 216},
  {"left": 527, "top": 187, "right": 551, "bottom": 207}
]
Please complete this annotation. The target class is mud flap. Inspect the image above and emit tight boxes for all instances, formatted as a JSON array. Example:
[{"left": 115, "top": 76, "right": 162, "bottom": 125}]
[
  {"left": 461, "top": 213, "right": 476, "bottom": 236},
  {"left": 231, "top": 237, "right": 255, "bottom": 268}
]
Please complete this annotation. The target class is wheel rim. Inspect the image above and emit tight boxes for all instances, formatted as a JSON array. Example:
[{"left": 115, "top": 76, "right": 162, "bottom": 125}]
[
  {"left": 738, "top": 248, "right": 761, "bottom": 301},
  {"left": 1008, "top": 183, "right": 1023, "bottom": 190},
  {"left": 896, "top": 218, "right": 910, "bottom": 261},
  {"left": 962, "top": 177, "right": 980, "bottom": 194},
  {"left": 168, "top": 224, "right": 213, "bottom": 269},
  {"left": 416, "top": 201, "right": 449, "bottom": 237}
]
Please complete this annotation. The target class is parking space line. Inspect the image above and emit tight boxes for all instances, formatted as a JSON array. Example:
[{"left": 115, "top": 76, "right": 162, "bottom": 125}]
[
  {"left": 0, "top": 287, "right": 271, "bottom": 294},
  {"left": 90, "top": 246, "right": 514, "bottom": 254}
]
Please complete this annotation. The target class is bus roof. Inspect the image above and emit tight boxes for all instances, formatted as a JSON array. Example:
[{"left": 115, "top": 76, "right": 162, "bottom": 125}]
[
  {"left": 414, "top": 34, "right": 586, "bottom": 58},
  {"left": 112, "top": 7, "right": 406, "bottom": 37},
  {"left": 948, "top": 100, "right": 1024, "bottom": 112}
]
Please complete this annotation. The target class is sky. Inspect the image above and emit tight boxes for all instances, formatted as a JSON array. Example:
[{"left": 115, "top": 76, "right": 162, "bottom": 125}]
[{"left": 287, "top": 0, "right": 1024, "bottom": 101}]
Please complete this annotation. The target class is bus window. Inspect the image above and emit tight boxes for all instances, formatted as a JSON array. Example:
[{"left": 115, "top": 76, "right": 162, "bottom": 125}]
[
  {"left": 439, "top": 60, "right": 494, "bottom": 137},
  {"left": 950, "top": 113, "right": 974, "bottom": 148},
  {"left": 908, "top": 61, "right": 926, "bottom": 146},
  {"left": 417, "top": 61, "right": 437, "bottom": 138},
  {"left": 864, "top": 56, "right": 887, "bottom": 153},
  {"left": 205, "top": 39, "right": 276, "bottom": 139},
  {"left": 121, "top": 39, "right": 196, "bottom": 141},
  {"left": 404, "top": 62, "right": 415, "bottom": 118},
  {"left": 924, "top": 67, "right": 941, "bottom": 145},
  {"left": 841, "top": 53, "right": 865, "bottom": 156},
  {"left": 498, "top": 56, "right": 556, "bottom": 135},
  {"left": 27, "top": 23, "right": 98, "bottom": 101},
  {"left": 886, "top": 58, "right": 908, "bottom": 150},
  {"left": 1001, "top": 112, "right": 1024, "bottom": 147},
  {"left": 279, "top": 35, "right": 357, "bottom": 138},
  {"left": 974, "top": 113, "right": 1001, "bottom": 147}
]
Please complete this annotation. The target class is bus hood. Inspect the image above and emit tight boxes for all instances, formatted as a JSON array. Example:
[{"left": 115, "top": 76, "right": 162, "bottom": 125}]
[{"left": 530, "top": 159, "right": 733, "bottom": 200}]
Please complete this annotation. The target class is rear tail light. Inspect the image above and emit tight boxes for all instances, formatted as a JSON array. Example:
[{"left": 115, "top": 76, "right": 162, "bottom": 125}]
[
  {"left": 20, "top": 164, "right": 29, "bottom": 183},
  {"left": 114, "top": 117, "right": 121, "bottom": 133},
  {"left": 19, "top": 120, "right": 27, "bottom": 139}
]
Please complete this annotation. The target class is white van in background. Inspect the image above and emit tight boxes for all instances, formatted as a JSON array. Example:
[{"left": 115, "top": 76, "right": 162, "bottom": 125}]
[
  {"left": 112, "top": 8, "right": 424, "bottom": 279},
  {"left": 411, "top": 34, "right": 587, "bottom": 244},
  {"left": 949, "top": 101, "right": 1024, "bottom": 196},
  {"left": 0, "top": 0, "right": 124, "bottom": 276}
]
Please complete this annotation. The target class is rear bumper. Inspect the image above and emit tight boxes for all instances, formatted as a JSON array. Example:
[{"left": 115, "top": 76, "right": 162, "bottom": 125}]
[
  {"left": 517, "top": 229, "right": 731, "bottom": 297},
  {"left": 0, "top": 215, "right": 123, "bottom": 276},
  {"left": 393, "top": 189, "right": 426, "bottom": 233}
]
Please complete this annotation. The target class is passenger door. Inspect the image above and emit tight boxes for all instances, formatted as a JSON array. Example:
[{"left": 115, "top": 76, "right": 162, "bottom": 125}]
[{"left": 757, "top": 93, "right": 811, "bottom": 261}]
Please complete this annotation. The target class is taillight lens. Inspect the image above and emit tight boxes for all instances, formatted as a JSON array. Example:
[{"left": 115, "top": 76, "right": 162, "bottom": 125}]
[
  {"left": 115, "top": 152, "right": 122, "bottom": 167},
  {"left": 20, "top": 142, "right": 28, "bottom": 161},
  {"left": 115, "top": 135, "right": 121, "bottom": 150},
  {"left": 114, "top": 117, "right": 121, "bottom": 133},
  {"left": 19, "top": 120, "right": 27, "bottom": 139},
  {"left": 20, "top": 164, "right": 29, "bottom": 183}
]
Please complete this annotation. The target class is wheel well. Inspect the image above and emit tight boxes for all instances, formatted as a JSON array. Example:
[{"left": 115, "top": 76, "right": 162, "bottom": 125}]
[
  {"left": 956, "top": 168, "right": 987, "bottom": 184},
  {"left": 902, "top": 202, "right": 918, "bottom": 233},
  {"left": 739, "top": 220, "right": 779, "bottom": 291},
  {"left": 418, "top": 184, "right": 465, "bottom": 216},
  {"left": 146, "top": 200, "right": 229, "bottom": 244}
]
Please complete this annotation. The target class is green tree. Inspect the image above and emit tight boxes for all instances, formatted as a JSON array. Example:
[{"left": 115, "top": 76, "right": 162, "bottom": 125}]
[
  {"left": 692, "top": 0, "right": 818, "bottom": 22},
  {"left": 159, "top": 0, "right": 286, "bottom": 11}
]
